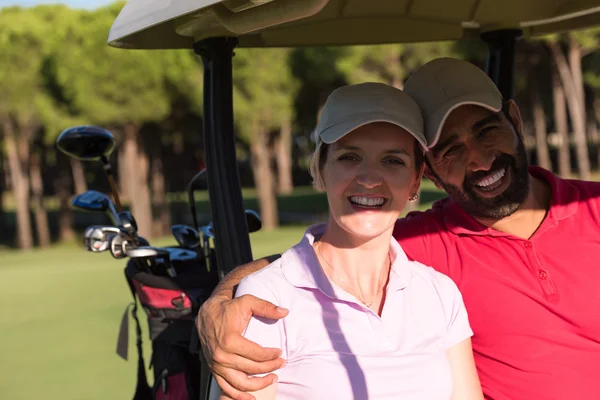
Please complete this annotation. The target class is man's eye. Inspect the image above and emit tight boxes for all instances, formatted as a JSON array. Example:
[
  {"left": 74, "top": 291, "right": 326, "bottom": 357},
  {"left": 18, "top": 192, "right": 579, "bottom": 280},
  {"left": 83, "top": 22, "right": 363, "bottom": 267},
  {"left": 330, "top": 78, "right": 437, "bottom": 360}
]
[
  {"left": 444, "top": 145, "right": 460, "bottom": 157},
  {"left": 478, "top": 126, "right": 497, "bottom": 138}
]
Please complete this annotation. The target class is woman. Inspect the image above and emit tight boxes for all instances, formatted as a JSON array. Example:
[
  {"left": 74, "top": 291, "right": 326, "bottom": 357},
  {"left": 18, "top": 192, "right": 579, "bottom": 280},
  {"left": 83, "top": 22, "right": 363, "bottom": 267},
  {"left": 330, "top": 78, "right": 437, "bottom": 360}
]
[{"left": 219, "top": 82, "right": 482, "bottom": 399}]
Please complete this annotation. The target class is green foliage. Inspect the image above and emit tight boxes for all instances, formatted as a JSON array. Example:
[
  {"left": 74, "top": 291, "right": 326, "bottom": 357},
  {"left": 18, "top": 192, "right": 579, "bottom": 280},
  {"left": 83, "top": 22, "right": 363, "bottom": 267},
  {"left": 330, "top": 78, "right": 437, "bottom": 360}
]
[
  {"left": 0, "top": 5, "right": 71, "bottom": 128},
  {"left": 335, "top": 41, "right": 458, "bottom": 87},
  {"left": 233, "top": 48, "right": 299, "bottom": 142}
]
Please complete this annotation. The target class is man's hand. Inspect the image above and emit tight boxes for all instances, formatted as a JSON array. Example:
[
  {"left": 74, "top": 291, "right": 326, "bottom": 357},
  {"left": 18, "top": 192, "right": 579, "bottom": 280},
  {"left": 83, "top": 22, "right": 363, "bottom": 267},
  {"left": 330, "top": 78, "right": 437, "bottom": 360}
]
[{"left": 197, "top": 292, "right": 289, "bottom": 400}]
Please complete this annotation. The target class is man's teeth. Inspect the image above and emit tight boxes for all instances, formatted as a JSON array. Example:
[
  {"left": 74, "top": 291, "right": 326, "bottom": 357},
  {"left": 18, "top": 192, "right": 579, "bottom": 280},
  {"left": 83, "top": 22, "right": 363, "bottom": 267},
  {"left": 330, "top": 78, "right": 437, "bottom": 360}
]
[
  {"left": 350, "top": 196, "right": 385, "bottom": 207},
  {"left": 476, "top": 168, "right": 505, "bottom": 188}
]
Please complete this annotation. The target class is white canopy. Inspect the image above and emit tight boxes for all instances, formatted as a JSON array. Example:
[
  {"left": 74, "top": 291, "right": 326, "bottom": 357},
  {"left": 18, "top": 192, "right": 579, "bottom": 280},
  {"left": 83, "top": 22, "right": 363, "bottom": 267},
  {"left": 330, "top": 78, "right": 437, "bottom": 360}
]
[{"left": 108, "top": 0, "right": 600, "bottom": 49}]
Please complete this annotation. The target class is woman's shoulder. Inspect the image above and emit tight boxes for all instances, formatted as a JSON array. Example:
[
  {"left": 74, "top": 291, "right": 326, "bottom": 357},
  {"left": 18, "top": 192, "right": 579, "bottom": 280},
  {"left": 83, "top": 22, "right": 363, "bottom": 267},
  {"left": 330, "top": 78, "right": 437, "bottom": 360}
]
[
  {"left": 404, "top": 258, "right": 462, "bottom": 297},
  {"left": 236, "top": 240, "right": 309, "bottom": 301}
]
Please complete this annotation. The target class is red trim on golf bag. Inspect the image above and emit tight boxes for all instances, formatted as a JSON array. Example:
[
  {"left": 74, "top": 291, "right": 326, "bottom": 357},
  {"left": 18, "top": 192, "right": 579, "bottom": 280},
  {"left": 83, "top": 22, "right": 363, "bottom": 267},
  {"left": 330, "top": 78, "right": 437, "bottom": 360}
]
[
  {"left": 117, "top": 258, "right": 219, "bottom": 400},
  {"left": 155, "top": 373, "right": 187, "bottom": 400},
  {"left": 133, "top": 281, "right": 193, "bottom": 311}
]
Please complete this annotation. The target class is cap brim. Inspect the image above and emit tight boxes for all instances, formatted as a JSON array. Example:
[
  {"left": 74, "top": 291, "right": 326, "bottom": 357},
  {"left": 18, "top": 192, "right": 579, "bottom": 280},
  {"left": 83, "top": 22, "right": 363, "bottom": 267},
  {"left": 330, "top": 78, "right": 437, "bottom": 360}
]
[
  {"left": 426, "top": 93, "right": 502, "bottom": 149},
  {"left": 319, "top": 111, "right": 427, "bottom": 150}
]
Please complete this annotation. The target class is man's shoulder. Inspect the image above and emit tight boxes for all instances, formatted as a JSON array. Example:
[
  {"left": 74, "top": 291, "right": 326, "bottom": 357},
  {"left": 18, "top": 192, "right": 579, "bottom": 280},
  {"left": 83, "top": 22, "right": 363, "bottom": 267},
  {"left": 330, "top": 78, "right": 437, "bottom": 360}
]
[
  {"left": 564, "top": 176, "right": 600, "bottom": 194},
  {"left": 394, "top": 197, "right": 449, "bottom": 236}
]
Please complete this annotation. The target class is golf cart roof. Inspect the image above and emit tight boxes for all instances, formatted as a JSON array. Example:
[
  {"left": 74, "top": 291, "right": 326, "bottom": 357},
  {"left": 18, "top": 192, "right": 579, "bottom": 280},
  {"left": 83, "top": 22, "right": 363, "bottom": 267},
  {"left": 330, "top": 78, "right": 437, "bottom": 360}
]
[{"left": 107, "top": 0, "right": 600, "bottom": 50}]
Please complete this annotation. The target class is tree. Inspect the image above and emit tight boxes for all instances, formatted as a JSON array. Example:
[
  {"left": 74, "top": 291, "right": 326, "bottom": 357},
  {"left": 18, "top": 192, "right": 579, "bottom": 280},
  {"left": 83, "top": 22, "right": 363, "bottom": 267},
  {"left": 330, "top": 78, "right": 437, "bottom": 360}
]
[
  {"left": 52, "top": 3, "right": 173, "bottom": 239},
  {"left": 0, "top": 5, "right": 70, "bottom": 248},
  {"left": 547, "top": 30, "right": 600, "bottom": 180},
  {"left": 233, "top": 48, "right": 299, "bottom": 230}
]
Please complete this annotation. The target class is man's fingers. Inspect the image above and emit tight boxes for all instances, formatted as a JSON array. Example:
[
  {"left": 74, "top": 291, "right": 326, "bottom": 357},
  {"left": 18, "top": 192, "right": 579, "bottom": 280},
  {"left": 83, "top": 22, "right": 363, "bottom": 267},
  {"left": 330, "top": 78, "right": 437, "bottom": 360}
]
[
  {"left": 223, "top": 334, "right": 283, "bottom": 363},
  {"left": 242, "top": 295, "right": 288, "bottom": 319},
  {"left": 214, "top": 366, "right": 278, "bottom": 394},
  {"left": 214, "top": 350, "right": 286, "bottom": 375},
  {"left": 214, "top": 374, "right": 256, "bottom": 400}
]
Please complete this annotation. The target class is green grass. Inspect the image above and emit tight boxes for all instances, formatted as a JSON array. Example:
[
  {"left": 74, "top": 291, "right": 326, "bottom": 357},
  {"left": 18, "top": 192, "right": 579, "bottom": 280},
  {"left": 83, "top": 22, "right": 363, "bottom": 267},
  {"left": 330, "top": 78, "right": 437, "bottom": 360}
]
[{"left": 0, "top": 226, "right": 307, "bottom": 400}]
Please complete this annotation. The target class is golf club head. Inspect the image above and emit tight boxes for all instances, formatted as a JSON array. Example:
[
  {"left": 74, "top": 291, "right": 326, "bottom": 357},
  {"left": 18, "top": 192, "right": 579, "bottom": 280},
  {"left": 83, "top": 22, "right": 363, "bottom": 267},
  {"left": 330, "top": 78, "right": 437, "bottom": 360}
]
[
  {"left": 199, "top": 222, "right": 214, "bottom": 240},
  {"left": 109, "top": 234, "right": 129, "bottom": 259},
  {"left": 245, "top": 209, "right": 262, "bottom": 233},
  {"left": 171, "top": 224, "right": 200, "bottom": 249},
  {"left": 127, "top": 246, "right": 169, "bottom": 258},
  {"left": 56, "top": 126, "right": 115, "bottom": 161},
  {"left": 127, "top": 246, "right": 177, "bottom": 277},
  {"left": 118, "top": 211, "right": 137, "bottom": 235},
  {"left": 83, "top": 225, "right": 120, "bottom": 252},
  {"left": 165, "top": 247, "right": 198, "bottom": 262},
  {"left": 72, "top": 190, "right": 120, "bottom": 225}
]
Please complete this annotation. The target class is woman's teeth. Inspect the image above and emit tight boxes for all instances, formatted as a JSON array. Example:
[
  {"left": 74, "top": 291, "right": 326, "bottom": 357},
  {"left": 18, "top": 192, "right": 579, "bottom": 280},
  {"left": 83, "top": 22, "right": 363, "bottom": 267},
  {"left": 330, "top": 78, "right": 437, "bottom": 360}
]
[{"left": 349, "top": 196, "right": 385, "bottom": 207}]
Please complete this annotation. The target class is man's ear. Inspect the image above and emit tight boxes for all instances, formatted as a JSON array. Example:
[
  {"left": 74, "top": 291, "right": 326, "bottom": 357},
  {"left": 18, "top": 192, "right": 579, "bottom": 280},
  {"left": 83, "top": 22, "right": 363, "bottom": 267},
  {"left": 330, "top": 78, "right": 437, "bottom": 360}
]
[
  {"left": 506, "top": 99, "right": 525, "bottom": 141},
  {"left": 424, "top": 163, "right": 443, "bottom": 190}
]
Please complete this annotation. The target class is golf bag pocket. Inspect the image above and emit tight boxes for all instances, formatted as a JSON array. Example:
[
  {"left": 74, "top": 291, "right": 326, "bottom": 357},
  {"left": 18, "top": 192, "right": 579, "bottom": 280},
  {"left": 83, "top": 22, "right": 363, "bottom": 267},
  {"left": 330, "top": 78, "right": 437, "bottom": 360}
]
[{"left": 116, "top": 259, "right": 217, "bottom": 399}]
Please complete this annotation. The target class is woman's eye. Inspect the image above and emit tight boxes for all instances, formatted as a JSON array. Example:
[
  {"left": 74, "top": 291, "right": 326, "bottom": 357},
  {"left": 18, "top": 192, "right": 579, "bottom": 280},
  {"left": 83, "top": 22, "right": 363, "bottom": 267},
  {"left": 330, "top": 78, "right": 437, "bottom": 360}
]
[
  {"left": 338, "top": 154, "right": 359, "bottom": 162},
  {"left": 384, "top": 158, "right": 405, "bottom": 166}
]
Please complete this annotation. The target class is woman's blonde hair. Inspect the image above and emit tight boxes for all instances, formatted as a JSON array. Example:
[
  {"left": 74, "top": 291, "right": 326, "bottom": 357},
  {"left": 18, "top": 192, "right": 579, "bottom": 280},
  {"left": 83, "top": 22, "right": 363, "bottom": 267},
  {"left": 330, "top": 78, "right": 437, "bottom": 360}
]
[{"left": 307, "top": 134, "right": 328, "bottom": 192}]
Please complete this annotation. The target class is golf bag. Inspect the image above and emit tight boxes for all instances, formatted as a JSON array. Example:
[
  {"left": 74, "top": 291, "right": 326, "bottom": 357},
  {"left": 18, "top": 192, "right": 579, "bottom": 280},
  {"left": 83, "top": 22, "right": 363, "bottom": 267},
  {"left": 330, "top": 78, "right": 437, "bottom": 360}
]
[{"left": 116, "top": 256, "right": 219, "bottom": 400}]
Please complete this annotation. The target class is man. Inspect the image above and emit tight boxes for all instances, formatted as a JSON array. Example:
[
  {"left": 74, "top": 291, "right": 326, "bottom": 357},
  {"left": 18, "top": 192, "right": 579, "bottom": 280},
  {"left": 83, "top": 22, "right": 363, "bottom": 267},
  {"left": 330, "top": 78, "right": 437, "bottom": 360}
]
[{"left": 197, "top": 58, "right": 600, "bottom": 400}]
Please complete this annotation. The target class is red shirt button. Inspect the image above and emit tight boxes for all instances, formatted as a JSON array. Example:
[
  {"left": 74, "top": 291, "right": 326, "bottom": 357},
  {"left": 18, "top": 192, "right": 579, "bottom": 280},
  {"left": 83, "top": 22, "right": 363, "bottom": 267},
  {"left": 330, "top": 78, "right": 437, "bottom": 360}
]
[
  {"left": 524, "top": 242, "right": 532, "bottom": 249},
  {"left": 539, "top": 270, "right": 548, "bottom": 280}
]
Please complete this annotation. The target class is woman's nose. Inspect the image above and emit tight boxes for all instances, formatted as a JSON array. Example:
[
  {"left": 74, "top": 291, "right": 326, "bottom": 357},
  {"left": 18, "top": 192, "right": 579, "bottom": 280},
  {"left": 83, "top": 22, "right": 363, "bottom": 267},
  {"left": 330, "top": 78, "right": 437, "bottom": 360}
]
[{"left": 356, "top": 166, "right": 383, "bottom": 189}]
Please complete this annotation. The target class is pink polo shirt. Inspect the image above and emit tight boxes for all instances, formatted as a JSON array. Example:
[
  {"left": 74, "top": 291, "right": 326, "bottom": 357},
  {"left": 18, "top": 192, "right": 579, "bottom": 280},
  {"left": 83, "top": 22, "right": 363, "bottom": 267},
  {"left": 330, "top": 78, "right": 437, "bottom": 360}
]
[
  {"left": 393, "top": 166, "right": 600, "bottom": 399},
  {"left": 235, "top": 224, "right": 473, "bottom": 399}
]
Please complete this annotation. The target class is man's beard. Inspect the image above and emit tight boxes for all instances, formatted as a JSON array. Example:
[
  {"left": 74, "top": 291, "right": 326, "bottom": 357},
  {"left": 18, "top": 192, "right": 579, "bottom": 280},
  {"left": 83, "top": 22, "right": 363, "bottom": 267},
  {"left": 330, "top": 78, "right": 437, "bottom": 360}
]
[{"left": 438, "top": 140, "right": 530, "bottom": 220}]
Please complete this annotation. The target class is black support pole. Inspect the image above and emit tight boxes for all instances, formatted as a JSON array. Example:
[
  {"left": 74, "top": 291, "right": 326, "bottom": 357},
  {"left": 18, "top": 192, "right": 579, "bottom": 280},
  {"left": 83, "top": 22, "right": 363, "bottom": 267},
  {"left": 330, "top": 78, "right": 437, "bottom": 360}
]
[
  {"left": 194, "top": 36, "right": 254, "bottom": 400},
  {"left": 194, "top": 37, "right": 253, "bottom": 280},
  {"left": 481, "top": 29, "right": 523, "bottom": 100}
]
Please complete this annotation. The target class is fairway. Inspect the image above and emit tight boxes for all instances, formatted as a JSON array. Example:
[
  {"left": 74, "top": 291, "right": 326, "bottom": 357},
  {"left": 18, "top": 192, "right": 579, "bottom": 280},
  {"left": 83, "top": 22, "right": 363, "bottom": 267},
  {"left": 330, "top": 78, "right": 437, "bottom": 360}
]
[{"left": 0, "top": 225, "right": 308, "bottom": 400}]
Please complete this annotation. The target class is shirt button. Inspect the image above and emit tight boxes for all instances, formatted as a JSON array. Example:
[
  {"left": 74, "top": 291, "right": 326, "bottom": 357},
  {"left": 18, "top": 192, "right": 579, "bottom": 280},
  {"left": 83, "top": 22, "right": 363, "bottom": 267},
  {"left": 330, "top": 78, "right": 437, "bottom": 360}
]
[
  {"left": 539, "top": 270, "right": 548, "bottom": 280},
  {"left": 524, "top": 242, "right": 532, "bottom": 249}
]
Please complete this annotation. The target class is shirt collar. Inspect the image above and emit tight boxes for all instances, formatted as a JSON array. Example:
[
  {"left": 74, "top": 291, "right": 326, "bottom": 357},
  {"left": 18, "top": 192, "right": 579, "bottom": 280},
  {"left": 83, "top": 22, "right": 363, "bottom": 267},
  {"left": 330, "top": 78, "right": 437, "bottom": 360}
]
[
  {"left": 442, "top": 166, "right": 580, "bottom": 237},
  {"left": 281, "top": 224, "right": 413, "bottom": 303}
]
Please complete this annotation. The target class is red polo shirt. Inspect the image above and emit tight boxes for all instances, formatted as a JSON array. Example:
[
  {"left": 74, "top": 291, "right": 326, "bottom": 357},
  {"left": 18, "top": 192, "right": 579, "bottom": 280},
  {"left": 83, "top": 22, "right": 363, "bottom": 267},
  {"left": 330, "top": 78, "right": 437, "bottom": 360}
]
[{"left": 393, "top": 166, "right": 600, "bottom": 399}]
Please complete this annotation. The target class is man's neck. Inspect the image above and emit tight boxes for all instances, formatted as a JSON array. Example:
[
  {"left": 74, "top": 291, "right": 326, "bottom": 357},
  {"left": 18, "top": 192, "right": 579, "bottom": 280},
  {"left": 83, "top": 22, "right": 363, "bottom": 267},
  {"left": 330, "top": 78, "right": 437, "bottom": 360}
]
[{"left": 476, "top": 173, "right": 552, "bottom": 240}]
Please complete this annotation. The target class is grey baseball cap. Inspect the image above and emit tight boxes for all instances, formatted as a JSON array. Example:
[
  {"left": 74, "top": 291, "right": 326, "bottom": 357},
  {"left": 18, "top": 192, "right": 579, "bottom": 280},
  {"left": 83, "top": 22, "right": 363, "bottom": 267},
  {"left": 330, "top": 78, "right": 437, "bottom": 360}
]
[
  {"left": 315, "top": 82, "right": 427, "bottom": 149},
  {"left": 403, "top": 57, "right": 503, "bottom": 148}
]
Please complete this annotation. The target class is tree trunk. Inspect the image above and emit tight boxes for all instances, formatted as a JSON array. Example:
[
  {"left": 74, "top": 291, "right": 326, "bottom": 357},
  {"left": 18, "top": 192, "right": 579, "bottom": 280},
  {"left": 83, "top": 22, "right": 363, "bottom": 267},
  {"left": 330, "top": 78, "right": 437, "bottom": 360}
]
[
  {"left": 54, "top": 167, "right": 75, "bottom": 243},
  {"left": 30, "top": 151, "right": 51, "bottom": 247},
  {"left": 2, "top": 119, "right": 33, "bottom": 249},
  {"left": 251, "top": 131, "right": 278, "bottom": 231},
  {"left": 550, "top": 41, "right": 590, "bottom": 180},
  {"left": 151, "top": 154, "right": 170, "bottom": 237},
  {"left": 553, "top": 68, "right": 571, "bottom": 178},
  {"left": 588, "top": 118, "right": 599, "bottom": 169},
  {"left": 0, "top": 149, "right": 5, "bottom": 231},
  {"left": 123, "top": 123, "right": 153, "bottom": 239},
  {"left": 70, "top": 159, "right": 87, "bottom": 195},
  {"left": 276, "top": 118, "right": 293, "bottom": 195},
  {"left": 569, "top": 34, "right": 586, "bottom": 124},
  {"left": 531, "top": 81, "right": 551, "bottom": 171}
]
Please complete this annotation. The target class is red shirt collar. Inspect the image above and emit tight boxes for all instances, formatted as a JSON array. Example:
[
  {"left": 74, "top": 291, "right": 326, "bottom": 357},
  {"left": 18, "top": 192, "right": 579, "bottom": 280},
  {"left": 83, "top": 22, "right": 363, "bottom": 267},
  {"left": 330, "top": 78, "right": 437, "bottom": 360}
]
[{"left": 440, "top": 166, "right": 580, "bottom": 237}]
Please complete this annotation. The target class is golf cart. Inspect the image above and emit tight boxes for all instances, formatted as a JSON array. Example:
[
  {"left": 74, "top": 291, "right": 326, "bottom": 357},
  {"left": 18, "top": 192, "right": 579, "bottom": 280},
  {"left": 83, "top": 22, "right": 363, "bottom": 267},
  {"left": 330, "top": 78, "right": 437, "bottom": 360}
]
[{"left": 105, "top": 1, "right": 600, "bottom": 398}]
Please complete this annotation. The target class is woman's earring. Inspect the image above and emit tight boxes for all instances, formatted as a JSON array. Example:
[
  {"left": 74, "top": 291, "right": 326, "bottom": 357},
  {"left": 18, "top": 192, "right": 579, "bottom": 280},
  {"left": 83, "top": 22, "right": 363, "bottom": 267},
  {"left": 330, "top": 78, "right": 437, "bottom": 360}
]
[{"left": 409, "top": 193, "right": 419, "bottom": 202}]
